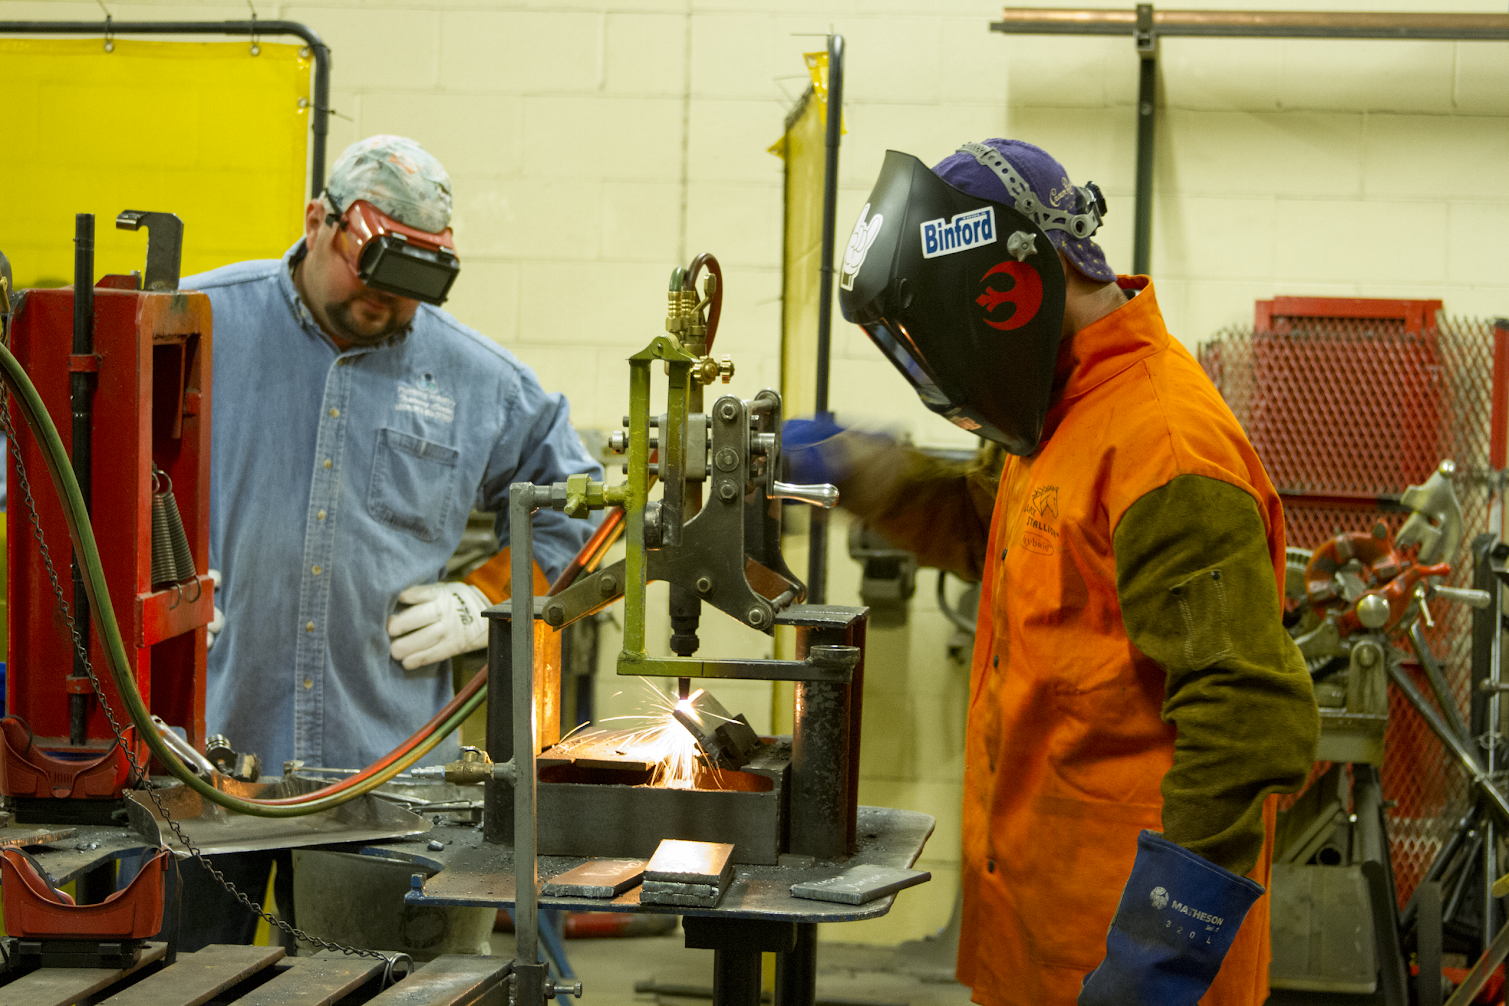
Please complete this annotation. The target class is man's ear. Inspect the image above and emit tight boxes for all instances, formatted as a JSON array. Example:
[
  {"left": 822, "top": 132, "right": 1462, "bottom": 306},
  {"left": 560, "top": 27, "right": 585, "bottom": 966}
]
[{"left": 303, "top": 199, "right": 326, "bottom": 244}]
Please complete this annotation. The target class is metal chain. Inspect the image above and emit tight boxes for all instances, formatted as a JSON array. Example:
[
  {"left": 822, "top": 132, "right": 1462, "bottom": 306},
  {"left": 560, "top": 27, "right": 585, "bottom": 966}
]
[{"left": 0, "top": 392, "right": 412, "bottom": 983}]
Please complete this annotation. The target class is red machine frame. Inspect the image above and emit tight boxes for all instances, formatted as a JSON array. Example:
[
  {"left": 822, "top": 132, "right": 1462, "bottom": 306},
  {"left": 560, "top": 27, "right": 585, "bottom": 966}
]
[{"left": 1, "top": 279, "right": 214, "bottom": 802}]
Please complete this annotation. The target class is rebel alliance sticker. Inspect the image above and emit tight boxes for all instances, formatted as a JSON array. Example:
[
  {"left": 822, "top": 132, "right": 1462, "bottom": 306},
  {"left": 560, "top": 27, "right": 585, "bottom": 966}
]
[
  {"left": 840, "top": 202, "right": 884, "bottom": 292},
  {"left": 921, "top": 206, "right": 996, "bottom": 260}
]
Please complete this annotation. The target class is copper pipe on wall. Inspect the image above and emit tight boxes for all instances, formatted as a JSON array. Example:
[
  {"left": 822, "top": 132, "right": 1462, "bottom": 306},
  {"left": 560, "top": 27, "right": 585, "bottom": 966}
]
[{"left": 992, "top": 9, "right": 1509, "bottom": 41}]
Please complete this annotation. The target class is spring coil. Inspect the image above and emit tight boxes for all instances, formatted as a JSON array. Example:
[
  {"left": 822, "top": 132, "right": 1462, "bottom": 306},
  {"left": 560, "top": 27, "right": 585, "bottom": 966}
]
[{"left": 149, "top": 467, "right": 197, "bottom": 590}]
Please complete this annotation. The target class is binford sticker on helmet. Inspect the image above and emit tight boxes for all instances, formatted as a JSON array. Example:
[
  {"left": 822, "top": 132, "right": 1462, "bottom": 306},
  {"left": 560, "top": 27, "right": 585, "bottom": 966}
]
[{"left": 920, "top": 206, "right": 996, "bottom": 260}]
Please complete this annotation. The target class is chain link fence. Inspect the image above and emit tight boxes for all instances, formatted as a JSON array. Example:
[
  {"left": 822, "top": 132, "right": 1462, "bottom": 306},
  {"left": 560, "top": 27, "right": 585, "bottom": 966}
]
[{"left": 1200, "top": 314, "right": 1502, "bottom": 907}]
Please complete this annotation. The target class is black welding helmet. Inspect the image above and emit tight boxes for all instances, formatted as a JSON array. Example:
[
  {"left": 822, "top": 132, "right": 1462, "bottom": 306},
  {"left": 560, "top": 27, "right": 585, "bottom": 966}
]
[{"left": 838, "top": 148, "right": 1076, "bottom": 455}]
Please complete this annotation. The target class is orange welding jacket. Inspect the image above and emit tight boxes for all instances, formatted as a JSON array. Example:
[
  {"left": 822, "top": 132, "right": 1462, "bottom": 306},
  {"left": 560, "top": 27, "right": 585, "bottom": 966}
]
[{"left": 957, "top": 279, "right": 1282, "bottom": 1006}]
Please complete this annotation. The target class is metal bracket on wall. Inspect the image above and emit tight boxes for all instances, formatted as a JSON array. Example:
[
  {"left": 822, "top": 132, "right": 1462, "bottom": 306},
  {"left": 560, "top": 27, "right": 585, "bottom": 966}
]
[{"left": 988, "top": 6, "right": 1509, "bottom": 280}]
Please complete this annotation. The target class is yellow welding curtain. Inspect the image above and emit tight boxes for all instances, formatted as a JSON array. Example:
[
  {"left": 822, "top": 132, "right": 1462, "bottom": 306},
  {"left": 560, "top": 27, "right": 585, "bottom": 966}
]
[
  {"left": 776, "top": 85, "right": 826, "bottom": 419},
  {"left": 1, "top": 39, "right": 311, "bottom": 289}
]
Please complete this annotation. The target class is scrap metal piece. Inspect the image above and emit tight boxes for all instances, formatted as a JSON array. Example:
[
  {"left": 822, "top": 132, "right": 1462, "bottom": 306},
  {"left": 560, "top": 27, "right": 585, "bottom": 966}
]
[
  {"left": 789, "top": 864, "right": 931, "bottom": 905},
  {"left": 645, "top": 838, "right": 735, "bottom": 888},
  {"left": 643, "top": 880, "right": 720, "bottom": 897},
  {"left": 0, "top": 826, "right": 76, "bottom": 849},
  {"left": 640, "top": 888, "right": 723, "bottom": 908},
  {"left": 542, "top": 859, "right": 646, "bottom": 898},
  {"left": 672, "top": 690, "right": 762, "bottom": 768}
]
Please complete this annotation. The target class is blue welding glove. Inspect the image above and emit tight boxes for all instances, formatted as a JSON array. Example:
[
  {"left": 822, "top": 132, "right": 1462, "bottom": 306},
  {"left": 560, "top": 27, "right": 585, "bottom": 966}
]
[
  {"left": 782, "top": 416, "right": 850, "bottom": 486},
  {"left": 1078, "top": 831, "right": 1265, "bottom": 1006}
]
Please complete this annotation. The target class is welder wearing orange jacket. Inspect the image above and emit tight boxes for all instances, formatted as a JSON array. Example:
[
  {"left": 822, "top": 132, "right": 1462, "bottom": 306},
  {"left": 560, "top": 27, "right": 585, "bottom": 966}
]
[{"left": 788, "top": 139, "right": 1319, "bottom": 1006}]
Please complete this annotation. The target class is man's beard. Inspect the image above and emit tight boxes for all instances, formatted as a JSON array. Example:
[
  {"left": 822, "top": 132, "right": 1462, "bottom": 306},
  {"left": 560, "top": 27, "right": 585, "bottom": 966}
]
[{"left": 324, "top": 295, "right": 413, "bottom": 347}]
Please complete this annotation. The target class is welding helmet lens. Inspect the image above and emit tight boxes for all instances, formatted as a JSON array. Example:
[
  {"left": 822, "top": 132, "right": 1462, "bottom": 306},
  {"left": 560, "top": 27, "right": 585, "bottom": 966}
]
[
  {"left": 837, "top": 150, "right": 1067, "bottom": 455},
  {"left": 332, "top": 199, "right": 460, "bottom": 306}
]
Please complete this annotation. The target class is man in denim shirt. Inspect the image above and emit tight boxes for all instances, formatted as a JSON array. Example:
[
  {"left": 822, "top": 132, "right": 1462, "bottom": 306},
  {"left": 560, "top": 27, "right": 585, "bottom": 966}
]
[{"left": 176, "top": 135, "right": 600, "bottom": 945}]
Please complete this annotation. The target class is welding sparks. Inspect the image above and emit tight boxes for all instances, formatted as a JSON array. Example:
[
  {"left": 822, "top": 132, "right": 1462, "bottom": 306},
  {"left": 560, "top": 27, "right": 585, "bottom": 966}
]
[{"left": 555, "top": 679, "right": 723, "bottom": 789}]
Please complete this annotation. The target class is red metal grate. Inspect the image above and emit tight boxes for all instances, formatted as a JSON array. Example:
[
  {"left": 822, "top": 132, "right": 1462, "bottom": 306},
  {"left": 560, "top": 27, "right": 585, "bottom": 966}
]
[{"left": 1200, "top": 302, "right": 1504, "bottom": 907}]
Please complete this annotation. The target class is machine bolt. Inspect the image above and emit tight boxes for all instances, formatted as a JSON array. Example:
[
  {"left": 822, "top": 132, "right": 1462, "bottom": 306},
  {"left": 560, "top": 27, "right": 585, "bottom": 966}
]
[
  {"left": 718, "top": 480, "right": 737, "bottom": 502},
  {"left": 747, "top": 607, "right": 767, "bottom": 627},
  {"left": 695, "top": 576, "right": 713, "bottom": 595},
  {"left": 544, "top": 604, "right": 564, "bottom": 627},
  {"left": 715, "top": 448, "right": 739, "bottom": 472},
  {"left": 1355, "top": 593, "right": 1391, "bottom": 629},
  {"left": 1356, "top": 645, "right": 1379, "bottom": 669},
  {"left": 718, "top": 401, "right": 739, "bottom": 422},
  {"left": 427, "top": 839, "right": 445, "bottom": 852},
  {"left": 599, "top": 573, "right": 618, "bottom": 597},
  {"left": 546, "top": 980, "right": 584, "bottom": 1000}
]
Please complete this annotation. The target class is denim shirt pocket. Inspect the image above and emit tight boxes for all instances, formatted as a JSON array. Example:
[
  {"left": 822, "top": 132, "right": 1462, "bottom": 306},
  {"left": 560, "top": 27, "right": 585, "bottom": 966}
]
[{"left": 367, "top": 428, "right": 460, "bottom": 543}]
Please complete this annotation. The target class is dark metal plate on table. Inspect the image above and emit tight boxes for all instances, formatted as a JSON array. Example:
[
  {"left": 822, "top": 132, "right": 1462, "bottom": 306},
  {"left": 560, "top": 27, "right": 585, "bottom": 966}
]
[
  {"left": 790, "top": 864, "right": 930, "bottom": 905},
  {"left": 541, "top": 858, "right": 645, "bottom": 898}
]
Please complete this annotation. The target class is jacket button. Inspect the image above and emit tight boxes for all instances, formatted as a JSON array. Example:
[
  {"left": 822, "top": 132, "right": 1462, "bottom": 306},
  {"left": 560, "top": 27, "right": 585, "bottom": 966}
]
[
  {"left": 311, "top": 565, "right": 322, "bottom": 576},
  {"left": 323, "top": 459, "right": 333, "bottom": 470},
  {"left": 992, "top": 655, "right": 999, "bottom": 668},
  {"left": 987, "top": 859, "right": 996, "bottom": 873},
  {"left": 1000, "top": 547, "right": 1008, "bottom": 561},
  {"left": 303, "top": 678, "right": 314, "bottom": 690},
  {"left": 329, "top": 408, "right": 340, "bottom": 418},
  {"left": 305, "top": 621, "right": 315, "bottom": 632}
]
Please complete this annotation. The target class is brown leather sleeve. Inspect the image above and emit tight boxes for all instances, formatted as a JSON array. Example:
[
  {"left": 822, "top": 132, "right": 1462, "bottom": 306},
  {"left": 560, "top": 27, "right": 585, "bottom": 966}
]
[
  {"left": 834, "top": 436, "right": 1004, "bottom": 581},
  {"left": 462, "top": 547, "right": 550, "bottom": 604},
  {"left": 1113, "top": 473, "right": 1320, "bottom": 876}
]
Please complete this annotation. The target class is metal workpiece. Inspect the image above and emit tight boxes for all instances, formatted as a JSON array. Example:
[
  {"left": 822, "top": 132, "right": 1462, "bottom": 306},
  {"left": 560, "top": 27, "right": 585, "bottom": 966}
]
[
  {"left": 646, "top": 839, "right": 735, "bottom": 887},
  {"left": 769, "top": 481, "right": 838, "bottom": 508},
  {"left": 541, "top": 858, "right": 645, "bottom": 898},
  {"left": 673, "top": 689, "right": 763, "bottom": 768}
]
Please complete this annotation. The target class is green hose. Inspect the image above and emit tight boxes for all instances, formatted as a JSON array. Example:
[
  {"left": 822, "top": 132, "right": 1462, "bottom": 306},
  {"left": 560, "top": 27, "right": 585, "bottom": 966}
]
[{"left": 0, "top": 339, "right": 484, "bottom": 817}]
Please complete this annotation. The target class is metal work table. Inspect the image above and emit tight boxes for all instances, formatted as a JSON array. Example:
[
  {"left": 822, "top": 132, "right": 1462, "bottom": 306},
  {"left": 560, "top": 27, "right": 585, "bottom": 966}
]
[{"left": 399, "top": 806, "right": 933, "bottom": 922}]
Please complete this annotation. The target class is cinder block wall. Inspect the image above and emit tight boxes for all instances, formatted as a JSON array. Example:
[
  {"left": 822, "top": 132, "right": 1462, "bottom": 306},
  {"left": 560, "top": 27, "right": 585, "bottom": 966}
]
[{"left": 13, "top": 0, "right": 1506, "bottom": 948}]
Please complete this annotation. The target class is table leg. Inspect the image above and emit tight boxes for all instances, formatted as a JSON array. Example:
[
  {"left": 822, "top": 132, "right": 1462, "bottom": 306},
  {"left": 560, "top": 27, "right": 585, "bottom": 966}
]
[
  {"left": 713, "top": 946, "right": 764, "bottom": 1006},
  {"left": 774, "top": 922, "right": 817, "bottom": 1006}
]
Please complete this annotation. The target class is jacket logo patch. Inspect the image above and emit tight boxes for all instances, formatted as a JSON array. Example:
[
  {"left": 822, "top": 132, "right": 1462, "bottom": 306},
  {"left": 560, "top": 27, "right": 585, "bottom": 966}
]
[
  {"left": 977, "top": 261, "right": 1043, "bottom": 331},
  {"left": 1028, "top": 485, "right": 1058, "bottom": 519},
  {"left": 1022, "top": 531, "right": 1054, "bottom": 556},
  {"left": 1020, "top": 485, "right": 1059, "bottom": 555}
]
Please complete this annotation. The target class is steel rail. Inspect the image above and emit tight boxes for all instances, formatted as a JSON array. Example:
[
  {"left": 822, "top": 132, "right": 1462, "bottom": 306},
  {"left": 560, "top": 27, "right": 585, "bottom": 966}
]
[{"left": 991, "top": 9, "right": 1509, "bottom": 41}]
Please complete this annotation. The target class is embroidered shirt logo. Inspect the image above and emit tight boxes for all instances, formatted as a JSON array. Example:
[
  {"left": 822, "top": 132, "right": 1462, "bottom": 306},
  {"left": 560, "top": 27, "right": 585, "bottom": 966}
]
[
  {"left": 1150, "top": 887, "right": 1170, "bottom": 910},
  {"left": 396, "top": 373, "right": 456, "bottom": 424}
]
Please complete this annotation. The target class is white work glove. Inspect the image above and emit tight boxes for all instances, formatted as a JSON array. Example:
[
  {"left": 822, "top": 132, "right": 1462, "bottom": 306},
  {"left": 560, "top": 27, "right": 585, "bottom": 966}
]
[
  {"left": 206, "top": 568, "right": 225, "bottom": 650},
  {"left": 387, "top": 582, "right": 491, "bottom": 670}
]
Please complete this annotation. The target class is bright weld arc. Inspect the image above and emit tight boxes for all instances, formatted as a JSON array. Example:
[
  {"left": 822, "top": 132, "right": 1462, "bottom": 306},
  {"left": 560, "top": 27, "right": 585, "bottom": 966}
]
[{"left": 554, "top": 679, "right": 726, "bottom": 790}]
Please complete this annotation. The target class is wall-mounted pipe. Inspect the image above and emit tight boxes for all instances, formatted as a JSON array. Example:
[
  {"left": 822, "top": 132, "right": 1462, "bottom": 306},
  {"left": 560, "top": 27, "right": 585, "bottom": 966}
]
[
  {"left": 991, "top": 9, "right": 1509, "bottom": 41},
  {"left": 990, "top": 7, "right": 1509, "bottom": 276},
  {"left": 0, "top": 20, "right": 333, "bottom": 196}
]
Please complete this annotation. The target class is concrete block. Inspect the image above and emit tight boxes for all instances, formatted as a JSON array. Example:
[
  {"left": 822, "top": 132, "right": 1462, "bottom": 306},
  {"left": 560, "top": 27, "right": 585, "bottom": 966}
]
[
  {"left": 604, "top": 13, "right": 687, "bottom": 97},
  {"left": 441, "top": 258, "right": 519, "bottom": 345},
  {"left": 449, "top": 177, "right": 601, "bottom": 261},
  {"left": 358, "top": 92, "right": 522, "bottom": 180},
  {"left": 602, "top": 182, "right": 683, "bottom": 265},
  {"left": 518, "top": 261, "right": 670, "bottom": 349},
  {"left": 1001, "top": 34, "right": 1131, "bottom": 109},
  {"left": 502, "top": 344, "right": 598, "bottom": 413},
  {"left": 688, "top": 98, "right": 790, "bottom": 185},
  {"left": 283, "top": 6, "right": 438, "bottom": 91},
  {"left": 1446, "top": 202, "right": 1509, "bottom": 287},
  {"left": 688, "top": 12, "right": 781, "bottom": 102},
  {"left": 1273, "top": 198, "right": 1447, "bottom": 286},
  {"left": 1161, "top": 109, "right": 1364, "bottom": 199},
  {"left": 938, "top": 16, "right": 1009, "bottom": 104},
  {"left": 523, "top": 96, "right": 683, "bottom": 181},
  {"left": 1278, "top": 39, "right": 1455, "bottom": 114},
  {"left": 841, "top": 17, "right": 945, "bottom": 106},
  {"left": 324, "top": 90, "right": 362, "bottom": 162},
  {"left": 1362, "top": 114, "right": 1509, "bottom": 199},
  {"left": 1006, "top": 106, "right": 1137, "bottom": 196},
  {"left": 685, "top": 182, "right": 782, "bottom": 269},
  {"left": 1452, "top": 42, "right": 1509, "bottom": 115},
  {"left": 1160, "top": 37, "right": 1282, "bottom": 112},
  {"left": 1153, "top": 196, "right": 1276, "bottom": 283},
  {"left": 1181, "top": 281, "right": 1281, "bottom": 348},
  {"left": 439, "top": 10, "right": 602, "bottom": 95}
]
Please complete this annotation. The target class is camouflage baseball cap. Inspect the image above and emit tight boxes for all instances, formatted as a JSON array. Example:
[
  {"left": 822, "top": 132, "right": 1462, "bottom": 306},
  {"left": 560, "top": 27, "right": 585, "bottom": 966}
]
[{"left": 324, "top": 135, "right": 453, "bottom": 234}]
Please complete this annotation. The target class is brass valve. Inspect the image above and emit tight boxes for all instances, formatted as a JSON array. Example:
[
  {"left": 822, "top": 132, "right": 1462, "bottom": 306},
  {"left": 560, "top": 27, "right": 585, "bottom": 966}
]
[{"left": 691, "top": 354, "right": 735, "bottom": 386}]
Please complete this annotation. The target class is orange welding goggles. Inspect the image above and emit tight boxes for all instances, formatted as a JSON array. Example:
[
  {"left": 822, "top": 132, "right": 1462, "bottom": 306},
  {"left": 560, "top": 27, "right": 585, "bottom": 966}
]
[{"left": 326, "top": 198, "right": 460, "bottom": 306}]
